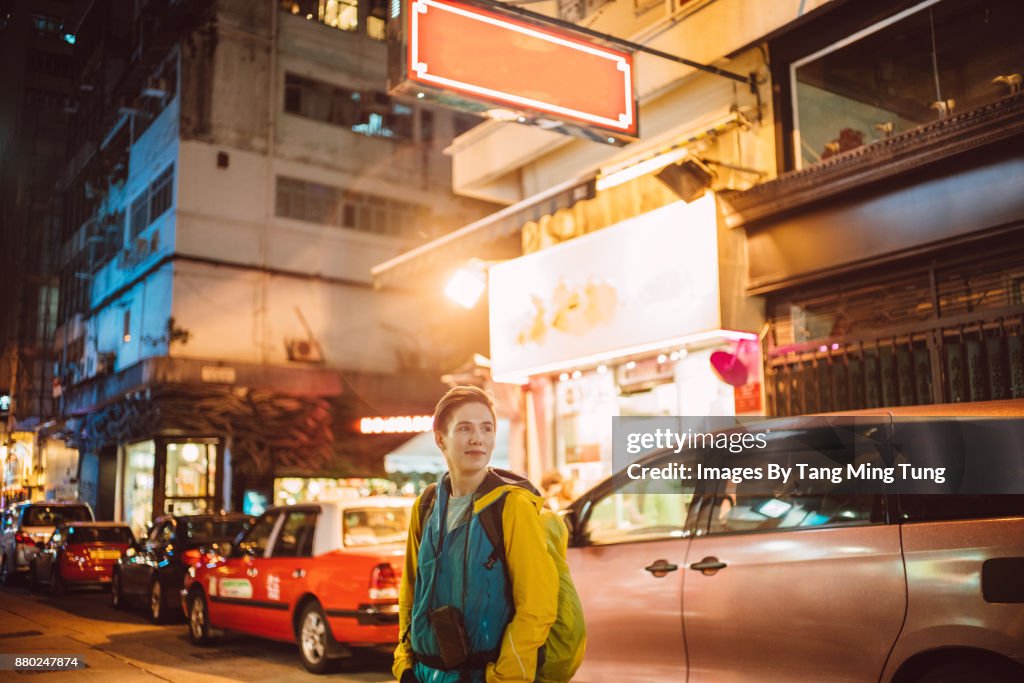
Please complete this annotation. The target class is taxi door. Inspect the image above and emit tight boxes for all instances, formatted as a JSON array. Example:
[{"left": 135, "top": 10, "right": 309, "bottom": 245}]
[
  {"left": 260, "top": 508, "right": 321, "bottom": 640},
  {"left": 208, "top": 510, "right": 281, "bottom": 632}
]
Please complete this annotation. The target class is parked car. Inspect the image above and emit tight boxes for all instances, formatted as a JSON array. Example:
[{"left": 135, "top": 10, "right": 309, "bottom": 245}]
[
  {"left": 29, "top": 522, "right": 133, "bottom": 594},
  {"left": 112, "top": 512, "right": 250, "bottom": 623},
  {"left": 1, "top": 501, "right": 94, "bottom": 585},
  {"left": 564, "top": 400, "right": 1024, "bottom": 683},
  {"left": 182, "top": 497, "right": 410, "bottom": 673}
]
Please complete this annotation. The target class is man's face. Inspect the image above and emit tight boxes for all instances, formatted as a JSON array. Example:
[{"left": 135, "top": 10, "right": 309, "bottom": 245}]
[{"left": 435, "top": 402, "right": 495, "bottom": 478}]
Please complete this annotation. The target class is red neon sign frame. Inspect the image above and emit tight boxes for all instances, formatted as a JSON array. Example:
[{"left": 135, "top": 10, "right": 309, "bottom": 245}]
[{"left": 401, "top": 0, "right": 637, "bottom": 139}]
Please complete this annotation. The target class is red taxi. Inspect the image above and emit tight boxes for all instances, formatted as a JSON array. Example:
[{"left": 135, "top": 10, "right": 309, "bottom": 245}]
[
  {"left": 182, "top": 498, "right": 410, "bottom": 673},
  {"left": 29, "top": 522, "right": 134, "bottom": 594}
]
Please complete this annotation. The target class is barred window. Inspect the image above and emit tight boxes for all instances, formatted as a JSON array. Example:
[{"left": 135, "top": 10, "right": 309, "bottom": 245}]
[
  {"left": 275, "top": 176, "right": 429, "bottom": 239},
  {"left": 129, "top": 164, "right": 174, "bottom": 239},
  {"left": 130, "top": 194, "right": 149, "bottom": 239}
]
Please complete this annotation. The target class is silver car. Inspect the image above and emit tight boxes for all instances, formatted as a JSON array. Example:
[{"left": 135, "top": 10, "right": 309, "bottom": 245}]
[{"left": 1, "top": 501, "right": 94, "bottom": 584}]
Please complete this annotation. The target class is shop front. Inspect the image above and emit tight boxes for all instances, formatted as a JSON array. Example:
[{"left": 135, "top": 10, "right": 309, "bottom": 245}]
[
  {"left": 726, "top": 0, "right": 1024, "bottom": 415},
  {"left": 119, "top": 438, "right": 221, "bottom": 538},
  {"left": 490, "top": 193, "right": 765, "bottom": 491}
]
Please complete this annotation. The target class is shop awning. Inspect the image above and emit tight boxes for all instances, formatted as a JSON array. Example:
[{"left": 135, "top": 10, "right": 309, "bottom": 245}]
[{"left": 371, "top": 176, "right": 595, "bottom": 289}]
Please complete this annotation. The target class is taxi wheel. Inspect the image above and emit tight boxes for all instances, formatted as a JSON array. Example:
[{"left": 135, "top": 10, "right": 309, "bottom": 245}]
[
  {"left": 188, "top": 592, "right": 215, "bottom": 646},
  {"left": 298, "top": 602, "right": 336, "bottom": 674},
  {"left": 149, "top": 580, "right": 167, "bottom": 624},
  {"left": 0, "top": 554, "right": 12, "bottom": 586},
  {"left": 50, "top": 569, "right": 65, "bottom": 597},
  {"left": 111, "top": 571, "right": 126, "bottom": 610}
]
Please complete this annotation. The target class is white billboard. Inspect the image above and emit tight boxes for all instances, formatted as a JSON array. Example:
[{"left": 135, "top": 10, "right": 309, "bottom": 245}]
[{"left": 489, "top": 194, "right": 721, "bottom": 381}]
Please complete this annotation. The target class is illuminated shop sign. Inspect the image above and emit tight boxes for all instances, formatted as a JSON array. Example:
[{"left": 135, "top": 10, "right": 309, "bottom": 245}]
[
  {"left": 489, "top": 195, "right": 722, "bottom": 381},
  {"left": 388, "top": 0, "right": 638, "bottom": 144},
  {"left": 359, "top": 415, "right": 434, "bottom": 434}
]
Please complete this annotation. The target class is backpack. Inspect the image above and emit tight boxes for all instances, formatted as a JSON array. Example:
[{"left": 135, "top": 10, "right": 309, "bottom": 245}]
[{"left": 417, "top": 481, "right": 586, "bottom": 683}]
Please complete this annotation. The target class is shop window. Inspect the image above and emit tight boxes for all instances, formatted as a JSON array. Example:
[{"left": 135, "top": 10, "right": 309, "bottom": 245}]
[
  {"left": 164, "top": 442, "right": 217, "bottom": 516},
  {"left": 791, "top": 0, "right": 1024, "bottom": 169},
  {"left": 123, "top": 441, "right": 155, "bottom": 539}
]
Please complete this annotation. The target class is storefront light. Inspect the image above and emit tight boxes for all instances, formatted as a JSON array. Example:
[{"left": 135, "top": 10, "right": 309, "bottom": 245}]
[
  {"left": 596, "top": 364, "right": 607, "bottom": 374},
  {"left": 626, "top": 361, "right": 637, "bottom": 370},
  {"left": 571, "top": 370, "right": 582, "bottom": 380},
  {"left": 657, "top": 354, "right": 667, "bottom": 364},
  {"left": 181, "top": 443, "right": 200, "bottom": 463},
  {"left": 559, "top": 373, "right": 569, "bottom": 382}
]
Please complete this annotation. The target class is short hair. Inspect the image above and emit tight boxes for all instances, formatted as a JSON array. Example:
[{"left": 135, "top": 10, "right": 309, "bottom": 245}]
[{"left": 433, "top": 385, "right": 496, "bottom": 433}]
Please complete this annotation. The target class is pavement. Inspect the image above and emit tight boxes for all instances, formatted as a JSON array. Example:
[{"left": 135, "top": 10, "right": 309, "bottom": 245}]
[{"left": 0, "top": 580, "right": 394, "bottom": 681}]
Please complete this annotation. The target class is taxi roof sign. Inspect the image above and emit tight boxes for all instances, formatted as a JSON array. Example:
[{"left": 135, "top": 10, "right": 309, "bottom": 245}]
[{"left": 388, "top": 0, "right": 639, "bottom": 144}]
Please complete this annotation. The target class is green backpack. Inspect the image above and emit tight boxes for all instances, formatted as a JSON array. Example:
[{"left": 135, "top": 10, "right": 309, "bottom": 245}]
[{"left": 417, "top": 480, "right": 586, "bottom": 683}]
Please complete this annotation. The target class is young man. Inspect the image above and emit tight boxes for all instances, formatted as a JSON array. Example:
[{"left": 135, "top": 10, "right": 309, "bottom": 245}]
[{"left": 394, "top": 386, "right": 558, "bottom": 683}]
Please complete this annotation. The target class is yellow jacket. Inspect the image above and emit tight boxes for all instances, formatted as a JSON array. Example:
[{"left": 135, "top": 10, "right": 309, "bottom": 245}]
[{"left": 394, "top": 476, "right": 558, "bottom": 682}]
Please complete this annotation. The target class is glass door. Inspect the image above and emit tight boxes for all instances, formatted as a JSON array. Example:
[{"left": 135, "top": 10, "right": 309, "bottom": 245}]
[{"left": 164, "top": 441, "right": 217, "bottom": 515}]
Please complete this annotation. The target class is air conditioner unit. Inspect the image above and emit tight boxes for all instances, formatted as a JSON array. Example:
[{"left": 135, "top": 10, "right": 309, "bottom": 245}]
[{"left": 285, "top": 338, "right": 324, "bottom": 363}]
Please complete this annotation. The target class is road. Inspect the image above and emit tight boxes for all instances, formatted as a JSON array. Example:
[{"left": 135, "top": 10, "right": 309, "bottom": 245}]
[{"left": 0, "top": 581, "right": 394, "bottom": 682}]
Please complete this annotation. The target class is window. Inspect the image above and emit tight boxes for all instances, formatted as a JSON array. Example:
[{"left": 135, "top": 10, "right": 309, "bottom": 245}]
[
  {"left": 237, "top": 512, "right": 279, "bottom": 557},
  {"left": 23, "top": 505, "right": 92, "bottom": 527},
  {"left": 32, "top": 13, "right": 63, "bottom": 35},
  {"left": 129, "top": 164, "right": 174, "bottom": 238},
  {"left": 164, "top": 442, "right": 216, "bottom": 517},
  {"left": 184, "top": 518, "right": 248, "bottom": 543},
  {"left": 582, "top": 451, "right": 698, "bottom": 546},
  {"left": 281, "top": 0, "right": 358, "bottom": 32},
  {"left": 283, "top": 73, "right": 421, "bottom": 142},
  {"left": 272, "top": 510, "right": 319, "bottom": 557},
  {"left": 275, "top": 176, "right": 430, "bottom": 238},
  {"left": 706, "top": 426, "right": 887, "bottom": 535},
  {"left": 66, "top": 526, "right": 134, "bottom": 543},
  {"left": 343, "top": 507, "right": 410, "bottom": 547},
  {"left": 148, "top": 521, "right": 174, "bottom": 546},
  {"left": 791, "top": 0, "right": 1024, "bottom": 168}
]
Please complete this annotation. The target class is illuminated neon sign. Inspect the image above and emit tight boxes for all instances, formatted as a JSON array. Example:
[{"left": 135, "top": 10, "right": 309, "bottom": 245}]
[
  {"left": 388, "top": 0, "right": 638, "bottom": 144},
  {"left": 359, "top": 415, "right": 434, "bottom": 434}
]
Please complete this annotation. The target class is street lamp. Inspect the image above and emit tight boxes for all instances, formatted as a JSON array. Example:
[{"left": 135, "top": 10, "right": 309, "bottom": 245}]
[{"left": 444, "top": 259, "right": 489, "bottom": 309}]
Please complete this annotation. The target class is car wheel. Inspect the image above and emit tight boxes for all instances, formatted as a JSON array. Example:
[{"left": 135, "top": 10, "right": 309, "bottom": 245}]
[
  {"left": 149, "top": 580, "right": 167, "bottom": 624},
  {"left": 111, "top": 571, "right": 125, "bottom": 609},
  {"left": 28, "top": 563, "right": 39, "bottom": 593},
  {"left": 50, "top": 569, "right": 65, "bottom": 597},
  {"left": 0, "top": 554, "right": 12, "bottom": 586},
  {"left": 298, "top": 602, "right": 336, "bottom": 674},
  {"left": 187, "top": 592, "right": 215, "bottom": 646}
]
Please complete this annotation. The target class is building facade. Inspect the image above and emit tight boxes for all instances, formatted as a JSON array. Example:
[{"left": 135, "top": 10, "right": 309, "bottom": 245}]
[{"left": 50, "top": 0, "right": 492, "bottom": 532}]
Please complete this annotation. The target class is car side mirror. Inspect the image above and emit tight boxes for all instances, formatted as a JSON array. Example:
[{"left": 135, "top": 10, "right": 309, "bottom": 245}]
[{"left": 560, "top": 509, "right": 580, "bottom": 547}]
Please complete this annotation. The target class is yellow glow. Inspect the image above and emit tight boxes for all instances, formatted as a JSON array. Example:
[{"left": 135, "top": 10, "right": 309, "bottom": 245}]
[
  {"left": 445, "top": 267, "right": 487, "bottom": 309},
  {"left": 360, "top": 416, "right": 433, "bottom": 434}
]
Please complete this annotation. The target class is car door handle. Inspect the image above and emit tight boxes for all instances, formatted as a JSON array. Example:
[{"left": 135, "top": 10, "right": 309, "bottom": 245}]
[
  {"left": 644, "top": 559, "right": 678, "bottom": 577},
  {"left": 246, "top": 567, "right": 258, "bottom": 578},
  {"left": 689, "top": 557, "right": 727, "bottom": 574},
  {"left": 291, "top": 569, "right": 305, "bottom": 579}
]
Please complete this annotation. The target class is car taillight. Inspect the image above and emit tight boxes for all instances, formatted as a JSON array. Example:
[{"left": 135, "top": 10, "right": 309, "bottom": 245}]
[
  {"left": 14, "top": 532, "right": 34, "bottom": 545},
  {"left": 182, "top": 549, "right": 202, "bottom": 565},
  {"left": 369, "top": 563, "right": 399, "bottom": 600}
]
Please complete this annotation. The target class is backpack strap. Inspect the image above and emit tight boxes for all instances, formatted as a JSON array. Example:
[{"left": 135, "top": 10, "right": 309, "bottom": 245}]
[
  {"left": 417, "top": 482, "right": 439, "bottom": 540},
  {"left": 478, "top": 494, "right": 513, "bottom": 608}
]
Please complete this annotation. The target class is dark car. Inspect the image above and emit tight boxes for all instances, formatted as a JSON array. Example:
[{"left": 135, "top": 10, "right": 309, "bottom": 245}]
[
  {"left": 29, "top": 522, "right": 133, "bottom": 594},
  {"left": 112, "top": 512, "right": 250, "bottom": 623}
]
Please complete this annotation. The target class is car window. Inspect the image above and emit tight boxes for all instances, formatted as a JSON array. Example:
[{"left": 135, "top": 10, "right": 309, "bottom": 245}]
[
  {"left": 23, "top": 505, "right": 92, "bottom": 526},
  {"left": 148, "top": 521, "right": 174, "bottom": 545},
  {"left": 183, "top": 518, "right": 249, "bottom": 543},
  {"left": 707, "top": 425, "right": 887, "bottom": 535},
  {"left": 237, "top": 512, "right": 278, "bottom": 557},
  {"left": 67, "top": 526, "right": 134, "bottom": 543},
  {"left": 343, "top": 506, "right": 410, "bottom": 547},
  {"left": 893, "top": 418, "right": 1024, "bottom": 521},
  {"left": 271, "top": 510, "right": 319, "bottom": 558},
  {"left": 582, "top": 450, "right": 698, "bottom": 546}
]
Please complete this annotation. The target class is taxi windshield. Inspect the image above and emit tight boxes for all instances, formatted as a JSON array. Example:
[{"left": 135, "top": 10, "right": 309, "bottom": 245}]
[
  {"left": 24, "top": 505, "right": 92, "bottom": 527},
  {"left": 342, "top": 506, "right": 410, "bottom": 547}
]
